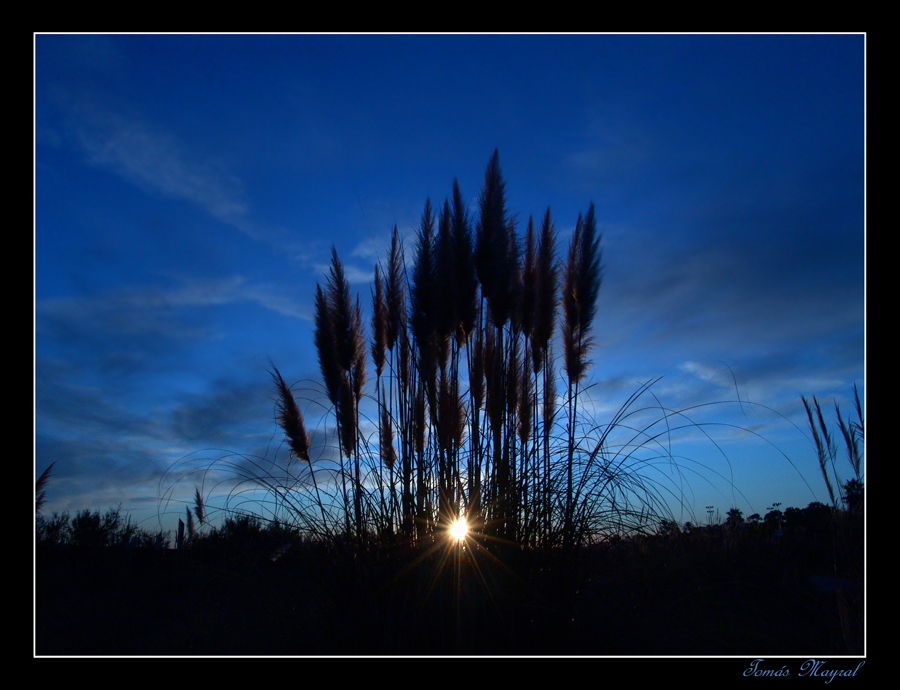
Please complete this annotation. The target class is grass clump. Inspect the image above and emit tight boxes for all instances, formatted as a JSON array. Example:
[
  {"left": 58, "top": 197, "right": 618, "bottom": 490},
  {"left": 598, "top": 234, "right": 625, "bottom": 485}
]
[{"left": 264, "top": 150, "right": 650, "bottom": 550}]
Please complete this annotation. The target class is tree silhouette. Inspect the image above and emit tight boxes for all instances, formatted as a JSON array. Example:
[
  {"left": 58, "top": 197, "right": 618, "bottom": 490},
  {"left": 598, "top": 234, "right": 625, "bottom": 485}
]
[{"left": 725, "top": 507, "right": 743, "bottom": 529}]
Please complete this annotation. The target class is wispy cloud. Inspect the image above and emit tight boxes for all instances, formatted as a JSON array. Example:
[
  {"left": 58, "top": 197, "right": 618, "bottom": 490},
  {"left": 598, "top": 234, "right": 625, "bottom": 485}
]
[
  {"left": 311, "top": 260, "right": 375, "bottom": 285},
  {"left": 79, "top": 108, "right": 248, "bottom": 226},
  {"left": 169, "top": 377, "right": 274, "bottom": 444},
  {"left": 45, "top": 85, "right": 259, "bottom": 239},
  {"left": 35, "top": 365, "right": 173, "bottom": 513},
  {"left": 37, "top": 275, "right": 310, "bottom": 342},
  {"left": 350, "top": 236, "right": 384, "bottom": 262},
  {"left": 153, "top": 276, "right": 311, "bottom": 321}
]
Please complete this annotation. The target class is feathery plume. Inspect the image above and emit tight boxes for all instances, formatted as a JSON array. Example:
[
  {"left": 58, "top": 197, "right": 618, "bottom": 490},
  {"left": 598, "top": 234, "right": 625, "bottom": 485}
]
[
  {"left": 351, "top": 295, "right": 367, "bottom": 403},
  {"left": 193, "top": 486, "right": 205, "bottom": 526},
  {"left": 410, "top": 199, "right": 437, "bottom": 352},
  {"left": 371, "top": 264, "right": 386, "bottom": 378},
  {"left": 506, "top": 220, "right": 523, "bottom": 334},
  {"left": 316, "top": 248, "right": 365, "bottom": 466},
  {"left": 451, "top": 178, "right": 478, "bottom": 343},
  {"left": 435, "top": 199, "right": 456, "bottom": 351},
  {"left": 532, "top": 208, "right": 559, "bottom": 374},
  {"left": 186, "top": 506, "right": 196, "bottom": 541},
  {"left": 398, "top": 317, "right": 411, "bottom": 395},
  {"left": 521, "top": 215, "right": 538, "bottom": 339},
  {"left": 411, "top": 199, "right": 439, "bottom": 411},
  {"left": 561, "top": 204, "right": 603, "bottom": 385},
  {"left": 36, "top": 461, "right": 56, "bottom": 515},
  {"left": 575, "top": 204, "right": 602, "bottom": 336},
  {"left": 385, "top": 225, "right": 406, "bottom": 352},
  {"left": 271, "top": 363, "right": 310, "bottom": 462},
  {"left": 314, "top": 284, "right": 341, "bottom": 406},
  {"left": 326, "top": 246, "right": 358, "bottom": 375},
  {"left": 380, "top": 405, "right": 397, "bottom": 470},
  {"left": 474, "top": 150, "right": 521, "bottom": 329},
  {"left": 835, "top": 401, "right": 861, "bottom": 480},
  {"left": 852, "top": 382, "right": 864, "bottom": 442},
  {"left": 476, "top": 148, "right": 508, "bottom": 304},
  {"left": 803, "top": 395, "right": 837, "bottom": 507}
]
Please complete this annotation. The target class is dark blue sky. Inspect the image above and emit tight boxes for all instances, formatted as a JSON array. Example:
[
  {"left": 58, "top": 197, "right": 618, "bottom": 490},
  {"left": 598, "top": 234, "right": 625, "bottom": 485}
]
[{"left": 35, "top": 34, "right": 864, "bottom": 534}]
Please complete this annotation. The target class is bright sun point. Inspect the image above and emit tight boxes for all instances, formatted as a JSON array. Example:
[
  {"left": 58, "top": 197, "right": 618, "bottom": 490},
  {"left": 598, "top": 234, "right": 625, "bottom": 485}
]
[{"left": 450, "top": 518, "right": 468, "bottom": 541}]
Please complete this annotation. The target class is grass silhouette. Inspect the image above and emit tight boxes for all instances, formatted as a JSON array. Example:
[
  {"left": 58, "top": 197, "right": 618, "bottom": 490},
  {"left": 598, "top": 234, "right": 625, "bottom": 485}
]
[
  {"left": 36, "top": 152, "right": 864, "bottom": 656},
  {"left": 152, "top": 152, "right": 728, "bottom": 550}
]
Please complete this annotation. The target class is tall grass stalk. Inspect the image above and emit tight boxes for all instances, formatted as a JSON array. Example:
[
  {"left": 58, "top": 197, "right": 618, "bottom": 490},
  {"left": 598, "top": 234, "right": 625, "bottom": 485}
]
[
  {"left": 560, "top": 203, "right": 603, "bottom": 547},
  {"left": 802, "top": 384, "right": 864, "bottom": 512}
]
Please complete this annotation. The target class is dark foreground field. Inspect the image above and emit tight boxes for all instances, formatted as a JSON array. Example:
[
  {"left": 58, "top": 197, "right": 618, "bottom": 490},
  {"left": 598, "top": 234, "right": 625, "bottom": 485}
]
[{"left": 35, "top": 521, "right": 863, "bottom": 656}]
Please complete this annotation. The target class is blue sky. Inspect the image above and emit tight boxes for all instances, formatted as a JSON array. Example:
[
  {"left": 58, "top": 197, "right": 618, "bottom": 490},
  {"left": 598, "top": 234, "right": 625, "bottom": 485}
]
[{"left": 35, "top": 33, "right": 865, "bottom": 535}]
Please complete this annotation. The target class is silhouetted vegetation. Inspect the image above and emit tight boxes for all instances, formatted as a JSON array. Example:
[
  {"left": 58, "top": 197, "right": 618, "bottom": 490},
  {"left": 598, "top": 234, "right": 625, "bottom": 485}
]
[
  {"left": 36, "top": 506, "right": 171, "bottom": 550},
  {"left": 36, "top": 153, "right": 863, "bottom": 656},
  {"left": 262, "top": 151, "right": 729, "bottom": 549},
  {"left": 35, "top": 496, "right": 862, "bottom": 655},
  {"left": 802, "top": 382, "right": 864, "bottom": 513},
  {"left": 35, "top": 461, "right": 55, "bottom": 515}
]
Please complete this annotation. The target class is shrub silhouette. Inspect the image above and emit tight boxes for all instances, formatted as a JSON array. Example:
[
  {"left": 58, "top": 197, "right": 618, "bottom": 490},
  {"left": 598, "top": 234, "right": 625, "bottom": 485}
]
[{"left": 37, "top": 506, "right": 169, "bottom": 549}]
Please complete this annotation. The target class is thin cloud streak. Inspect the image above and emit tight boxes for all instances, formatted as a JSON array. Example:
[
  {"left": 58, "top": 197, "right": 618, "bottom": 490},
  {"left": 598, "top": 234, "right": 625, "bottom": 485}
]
[
  {"left": 47, "top": 87, "right": 260, "bottom": 239},
  {"left": 37, "top": 275, "right": 310, "bottom": 341}
]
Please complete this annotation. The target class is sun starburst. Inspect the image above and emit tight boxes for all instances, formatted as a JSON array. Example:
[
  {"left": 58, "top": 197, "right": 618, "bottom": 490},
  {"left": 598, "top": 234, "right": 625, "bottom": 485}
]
[{"left": 449, "top": 517, "right": 468, "bottom": 542}]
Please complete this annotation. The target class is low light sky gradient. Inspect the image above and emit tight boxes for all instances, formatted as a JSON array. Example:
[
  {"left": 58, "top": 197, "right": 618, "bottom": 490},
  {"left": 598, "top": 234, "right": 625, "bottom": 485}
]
[{"left": 35, "top": 34, "right": 865, "bottom": 535}]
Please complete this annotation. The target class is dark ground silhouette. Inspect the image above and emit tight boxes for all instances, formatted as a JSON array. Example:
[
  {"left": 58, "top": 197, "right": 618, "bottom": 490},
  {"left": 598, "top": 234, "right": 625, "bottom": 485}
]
[{"left": 35, "top": 514, "right": 862, "bottom": 656}]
